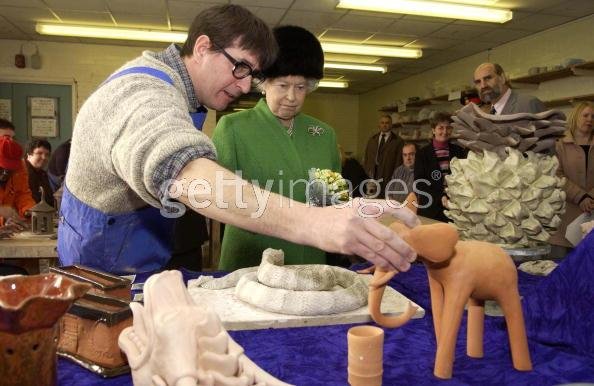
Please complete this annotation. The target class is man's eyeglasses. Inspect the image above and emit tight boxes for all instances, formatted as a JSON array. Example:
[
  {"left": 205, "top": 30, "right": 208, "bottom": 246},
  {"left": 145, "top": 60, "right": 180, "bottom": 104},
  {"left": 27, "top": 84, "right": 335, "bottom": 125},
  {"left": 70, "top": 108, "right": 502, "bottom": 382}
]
[{"left": 212, "top": 43, "right": 264, "bottom": 84}]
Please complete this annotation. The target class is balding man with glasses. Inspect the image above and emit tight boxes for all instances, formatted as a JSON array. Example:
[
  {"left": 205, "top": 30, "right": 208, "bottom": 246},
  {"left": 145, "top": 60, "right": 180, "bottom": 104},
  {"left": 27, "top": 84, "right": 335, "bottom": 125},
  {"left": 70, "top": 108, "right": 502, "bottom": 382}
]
[{"left": 58, "top": 5, "right": 419, "bottom": 276}]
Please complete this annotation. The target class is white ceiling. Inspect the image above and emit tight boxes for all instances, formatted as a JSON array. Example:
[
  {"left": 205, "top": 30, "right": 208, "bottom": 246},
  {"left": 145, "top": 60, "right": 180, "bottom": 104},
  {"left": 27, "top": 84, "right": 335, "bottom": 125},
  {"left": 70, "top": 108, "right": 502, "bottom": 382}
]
[{"left": 1, "top": 0, "right": 593, "bottom": 94}]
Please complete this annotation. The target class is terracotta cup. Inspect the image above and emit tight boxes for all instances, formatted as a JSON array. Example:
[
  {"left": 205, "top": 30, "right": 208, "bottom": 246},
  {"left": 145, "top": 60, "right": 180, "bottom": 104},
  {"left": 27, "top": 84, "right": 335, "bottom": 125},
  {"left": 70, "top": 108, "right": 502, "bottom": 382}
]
[
  {"left": 348, "top": 371, "right": 383, "bottom": 386},
  {"left": 347, "top": 325, "right": 384, "bottom": 386}
]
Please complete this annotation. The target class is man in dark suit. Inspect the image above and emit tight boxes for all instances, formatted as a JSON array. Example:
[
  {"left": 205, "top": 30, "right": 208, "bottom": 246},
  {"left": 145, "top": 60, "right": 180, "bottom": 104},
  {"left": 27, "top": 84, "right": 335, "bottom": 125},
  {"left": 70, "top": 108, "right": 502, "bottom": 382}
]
[
  {"left": 473, "top": 62, "right": 546, "bottom": 115},
  {"left": 363, "top": 114, "right": 404, "bottom": 198}
]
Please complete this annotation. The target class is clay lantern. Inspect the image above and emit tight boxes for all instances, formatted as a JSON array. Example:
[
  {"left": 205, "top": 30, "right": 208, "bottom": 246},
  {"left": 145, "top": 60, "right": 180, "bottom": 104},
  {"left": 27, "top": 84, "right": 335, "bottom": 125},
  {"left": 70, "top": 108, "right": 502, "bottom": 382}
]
[
  {"left": 0, "top": 274, "right": 90, "bottom": 386},
  {"left": 30, "top": 187, "right": 56, "bottom": 235}
]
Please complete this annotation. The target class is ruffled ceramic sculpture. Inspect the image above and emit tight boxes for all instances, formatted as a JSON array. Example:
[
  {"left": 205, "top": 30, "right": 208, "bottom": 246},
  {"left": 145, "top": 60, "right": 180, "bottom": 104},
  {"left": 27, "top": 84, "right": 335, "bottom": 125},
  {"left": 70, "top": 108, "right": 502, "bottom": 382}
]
[
  {"left": 445, "top": 148, "right": 565, "bottom": 247},
  {"left": 368, "top": 221, "right": 532, "bottom": 379},
  {"left": 0, "top": 274, "right": 90, "bottom": 386},
  {"left": 452, "top": 103, "right": 566, "bottom": 158},
  {"left": 191, "top": 248, "right": 368, "bottom": 316},
  {"left": 118, "top": 270, "right": 292, "bottom": 386},
  {"left": 447, "top": 104, "right": 567, "bottom": 247}
]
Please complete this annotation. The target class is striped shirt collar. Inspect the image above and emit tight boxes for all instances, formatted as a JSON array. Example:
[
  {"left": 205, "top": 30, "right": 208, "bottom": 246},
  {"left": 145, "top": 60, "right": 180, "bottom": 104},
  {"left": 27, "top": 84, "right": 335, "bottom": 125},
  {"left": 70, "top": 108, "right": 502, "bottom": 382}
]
[{"left": 154, "top": 43, "right": 206, "bottom": 113}]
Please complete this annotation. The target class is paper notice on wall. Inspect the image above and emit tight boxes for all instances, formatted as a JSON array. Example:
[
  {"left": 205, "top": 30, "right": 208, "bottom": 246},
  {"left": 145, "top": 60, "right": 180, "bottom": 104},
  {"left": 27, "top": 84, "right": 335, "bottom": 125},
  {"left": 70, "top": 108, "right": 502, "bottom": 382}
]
[
  {"left": 30, "top": 97, "right": 57, "bottom": 117},
  {"left": 31, "top": 118, "right": 58, "bottom": 137},
  {"left": 0, "top": 99, "right": 11, "bottom": 121}
]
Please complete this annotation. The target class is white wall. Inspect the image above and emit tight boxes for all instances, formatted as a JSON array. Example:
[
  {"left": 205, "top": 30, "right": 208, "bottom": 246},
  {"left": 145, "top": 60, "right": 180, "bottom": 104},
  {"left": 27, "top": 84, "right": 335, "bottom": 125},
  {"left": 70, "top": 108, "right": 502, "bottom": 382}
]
[
  {"left": 358, "top": 14, "right": 594, "bottom": 156},
  {"left": 302, "top": 91, "right": 360, "bottom": 157},
  {"left": 0, "top": 39, "right": 225, "bottom": 134}
]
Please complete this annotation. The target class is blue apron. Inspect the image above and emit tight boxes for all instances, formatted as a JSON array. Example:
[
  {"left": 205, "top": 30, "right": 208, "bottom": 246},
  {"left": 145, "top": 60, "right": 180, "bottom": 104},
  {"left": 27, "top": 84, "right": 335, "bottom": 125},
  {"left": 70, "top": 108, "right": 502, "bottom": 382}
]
[{"left": 58, "top": 66, "right": 207, "bottom": 274}]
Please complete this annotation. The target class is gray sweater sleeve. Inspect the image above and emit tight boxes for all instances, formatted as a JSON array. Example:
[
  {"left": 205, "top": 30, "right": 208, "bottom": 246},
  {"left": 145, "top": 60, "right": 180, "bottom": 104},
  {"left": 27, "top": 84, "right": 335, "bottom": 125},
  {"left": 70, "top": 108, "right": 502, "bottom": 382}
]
[{"left": 153, "top": 145, "right": 217, "bottom": 199}]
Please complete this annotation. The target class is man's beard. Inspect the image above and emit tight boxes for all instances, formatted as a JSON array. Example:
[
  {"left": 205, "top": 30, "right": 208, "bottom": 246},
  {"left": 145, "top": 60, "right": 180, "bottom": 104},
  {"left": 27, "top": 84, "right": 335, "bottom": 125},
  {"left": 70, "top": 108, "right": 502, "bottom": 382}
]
[{"left": 480, "top": 87, "right": 501, "bottom": 104}]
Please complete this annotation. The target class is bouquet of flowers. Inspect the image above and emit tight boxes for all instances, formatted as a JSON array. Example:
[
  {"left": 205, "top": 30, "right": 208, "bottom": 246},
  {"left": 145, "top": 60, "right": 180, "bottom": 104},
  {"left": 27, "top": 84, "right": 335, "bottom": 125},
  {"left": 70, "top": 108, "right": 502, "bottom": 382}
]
[{"left": 307, "top": 168, "right": 350, "bottom": 207}]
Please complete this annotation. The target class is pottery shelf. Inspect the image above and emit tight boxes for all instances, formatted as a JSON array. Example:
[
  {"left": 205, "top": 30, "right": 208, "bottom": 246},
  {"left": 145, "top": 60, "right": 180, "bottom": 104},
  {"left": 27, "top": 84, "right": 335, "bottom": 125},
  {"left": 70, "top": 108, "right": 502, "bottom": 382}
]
[
  {"left": 379, "top": 94, "right": 449, "bottom": 112},
  {"left": 543, "top": 93, "right": 594, "bottom": 108},
  {"left": 393, "top": 119, "right": 430, "bottom": 128},
  {"left": 511, "top": 61, "right": 594, "bottom": 86}
]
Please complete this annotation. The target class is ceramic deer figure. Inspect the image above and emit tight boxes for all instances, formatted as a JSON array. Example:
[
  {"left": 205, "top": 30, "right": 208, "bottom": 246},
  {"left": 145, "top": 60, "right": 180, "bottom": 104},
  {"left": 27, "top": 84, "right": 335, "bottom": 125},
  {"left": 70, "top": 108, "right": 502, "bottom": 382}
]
[{"left": 368, "top": 197, "right": 532, "bottom": 379}]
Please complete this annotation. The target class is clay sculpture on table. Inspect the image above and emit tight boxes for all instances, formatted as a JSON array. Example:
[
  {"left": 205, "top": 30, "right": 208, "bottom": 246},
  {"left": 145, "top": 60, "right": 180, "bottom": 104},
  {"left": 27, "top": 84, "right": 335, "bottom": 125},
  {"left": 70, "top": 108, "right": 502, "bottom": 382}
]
[
  {"left": 367, "top": 219, "right": 532, "bottom": 379},
  {"left": 452, "top": 103, "right": 566, "bottom": 158},
  {"left": 190, "top": 248, "right": 368, "bottom": 316},
  {"left": 118, "top": 270, "right": 292, "bottom": 386},
  {"left": 0, "top": 274, "right": 90, "bottom": 386},
  {"left": 446, "top": 104, "right": 567, "bottom": 247},
  {"left": 445, "top": 148, "right": 566, "bottom": 247}
]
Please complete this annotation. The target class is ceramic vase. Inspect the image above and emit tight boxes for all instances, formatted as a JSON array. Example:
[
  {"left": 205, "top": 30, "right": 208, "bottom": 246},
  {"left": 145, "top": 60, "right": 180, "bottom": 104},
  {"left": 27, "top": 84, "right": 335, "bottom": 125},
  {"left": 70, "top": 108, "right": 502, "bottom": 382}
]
[
  {"left": 347, "top": 325, "right": 384, "bottom": 386},
  {"left": 0, "top": 274, "right": 90, "bottom": 386}
]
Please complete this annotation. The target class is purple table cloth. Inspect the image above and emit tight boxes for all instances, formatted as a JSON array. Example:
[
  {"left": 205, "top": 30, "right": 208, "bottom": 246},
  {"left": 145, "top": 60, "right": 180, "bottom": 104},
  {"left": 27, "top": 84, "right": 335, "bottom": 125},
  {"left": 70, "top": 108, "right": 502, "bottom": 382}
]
[{"left": 58, "top": 232, "right": 594, "bottom": 385}]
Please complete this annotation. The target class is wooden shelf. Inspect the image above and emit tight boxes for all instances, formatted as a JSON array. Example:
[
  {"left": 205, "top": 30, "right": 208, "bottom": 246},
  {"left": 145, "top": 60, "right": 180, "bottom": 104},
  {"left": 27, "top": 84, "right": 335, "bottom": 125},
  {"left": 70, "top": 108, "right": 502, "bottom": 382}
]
[
  {"left": 511, "top": 61, "right": 594, "bottom": 85},
  {"left": 544, "top": 93, "right": 594, "bottom": 108},
  {"left": 379, "top": 106, "right": 397, "bottom": 112},
  {"left": 512, "top": 68, "right": 573, "bottom": 84},
  {"left": 393, "top": 120, "right": 430, "bottom": 128},
  {"left": 407, "top": 94, "right": 448, "bottom": 107},
  {"left": 379, "top": 94, "right": 450, "bottom": 112}
]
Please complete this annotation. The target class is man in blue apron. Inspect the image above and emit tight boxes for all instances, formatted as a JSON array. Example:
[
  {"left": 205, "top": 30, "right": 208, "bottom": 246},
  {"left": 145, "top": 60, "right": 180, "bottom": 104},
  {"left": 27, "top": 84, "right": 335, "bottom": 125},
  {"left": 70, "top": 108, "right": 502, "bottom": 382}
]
[{"left": 58, "top": 4, "right": 419, "bottom": 275}]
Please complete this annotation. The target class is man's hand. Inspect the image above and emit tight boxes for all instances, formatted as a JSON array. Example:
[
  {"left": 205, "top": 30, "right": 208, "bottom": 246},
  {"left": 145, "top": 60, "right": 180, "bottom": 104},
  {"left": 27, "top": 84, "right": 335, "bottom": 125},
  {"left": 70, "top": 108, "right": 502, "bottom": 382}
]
[
  {"left": 0, "top": 206, "right": 19, "bottom": 220},
  {"left": 4, "top": 216, "right": 28, "bottom": 232},
  {"left": 313, "top": 198, "right": 420, "bottom": 272},
  {"left": 0, "top": 206, "right": 28, "bottom": 233}
]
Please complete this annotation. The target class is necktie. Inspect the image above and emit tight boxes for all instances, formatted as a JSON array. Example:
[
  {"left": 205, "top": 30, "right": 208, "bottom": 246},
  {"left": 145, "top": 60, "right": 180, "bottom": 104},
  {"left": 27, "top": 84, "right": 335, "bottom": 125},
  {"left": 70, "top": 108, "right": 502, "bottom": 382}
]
[
  {"left": 490, "top": 106, "right": 497, "bottom": 115},
  {"left": 378, "top": 134, "right": 387, "bottom": 155},
  {"left": 374, "top": 134, "right": 387, "bottom": 179}
]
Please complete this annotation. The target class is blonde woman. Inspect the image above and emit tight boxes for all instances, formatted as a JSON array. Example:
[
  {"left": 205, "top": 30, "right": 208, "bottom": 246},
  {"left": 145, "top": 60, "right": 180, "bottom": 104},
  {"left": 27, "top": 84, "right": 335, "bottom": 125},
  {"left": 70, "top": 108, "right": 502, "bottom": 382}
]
[{"left": 551, "top": 101, "right": 594, "bottom": 250}]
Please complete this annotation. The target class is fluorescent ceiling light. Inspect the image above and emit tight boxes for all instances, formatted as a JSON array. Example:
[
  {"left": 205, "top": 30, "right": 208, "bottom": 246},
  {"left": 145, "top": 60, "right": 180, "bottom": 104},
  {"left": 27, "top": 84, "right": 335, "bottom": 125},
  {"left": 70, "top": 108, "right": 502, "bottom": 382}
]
[
  {"left": 319, "top": 80, "right": 349, "bottom": 88},
  {"left": 324, "top": 53, "right": 381, "bottom": 64},
  {"left": 36, "top": 23, "right": 187, "bottom": 43},
  {"left": 439, "top": 0, "right": 498, "bottom": 4},
  {"left": 321, "top": 42, "right": 421, "bottom": 58},
  {"left": 337, "top": 0, "right": 512, "bottom": 23},
  {"left": 36, "top": 23, "right": 419, "bottom": 61},
  {"left": 325, "top": 62, "right": 387, "bottom": 73}
]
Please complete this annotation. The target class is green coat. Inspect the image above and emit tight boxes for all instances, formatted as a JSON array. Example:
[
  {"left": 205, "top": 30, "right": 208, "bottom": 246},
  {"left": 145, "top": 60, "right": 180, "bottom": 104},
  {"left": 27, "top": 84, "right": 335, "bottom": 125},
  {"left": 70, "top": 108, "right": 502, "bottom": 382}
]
[{"left": 212, "top": 99, "right": 341, "bottom": 271}]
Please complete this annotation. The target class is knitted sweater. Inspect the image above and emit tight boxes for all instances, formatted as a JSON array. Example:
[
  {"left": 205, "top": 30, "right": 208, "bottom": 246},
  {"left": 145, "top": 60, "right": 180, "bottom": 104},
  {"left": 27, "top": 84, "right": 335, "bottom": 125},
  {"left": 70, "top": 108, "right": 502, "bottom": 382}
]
[{"left": 65, "top": 51, "right": 216, "bottom": 214}]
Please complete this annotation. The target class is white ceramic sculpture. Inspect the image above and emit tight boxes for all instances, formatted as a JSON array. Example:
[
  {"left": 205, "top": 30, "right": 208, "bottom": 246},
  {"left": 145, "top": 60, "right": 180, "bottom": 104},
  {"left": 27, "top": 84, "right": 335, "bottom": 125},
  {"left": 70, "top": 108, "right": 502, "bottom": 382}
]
[
  {"left": 445, "top": 148, "right": 566, "bottom": 248},
  {"left": 118, "top": 270, "right": 292, "bottom": 386},
  {"left": 191, "top": 248, "right": 368, "bottom": 316}
]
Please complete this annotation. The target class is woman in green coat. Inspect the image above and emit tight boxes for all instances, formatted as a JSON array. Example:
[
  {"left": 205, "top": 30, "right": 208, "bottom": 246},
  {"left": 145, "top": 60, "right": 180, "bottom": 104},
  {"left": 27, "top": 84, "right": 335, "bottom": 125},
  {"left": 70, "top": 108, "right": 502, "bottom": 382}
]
[{"left": 212, "top": 25, "right": 341, "bottom": 271}]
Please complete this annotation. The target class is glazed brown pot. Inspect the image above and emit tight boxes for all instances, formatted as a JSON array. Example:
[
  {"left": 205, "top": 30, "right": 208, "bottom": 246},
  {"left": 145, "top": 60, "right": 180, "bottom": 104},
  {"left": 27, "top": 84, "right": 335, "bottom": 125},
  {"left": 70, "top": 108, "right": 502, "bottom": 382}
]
[{"left": 0, "top": 274, "right": 90, "bottom": 386}]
